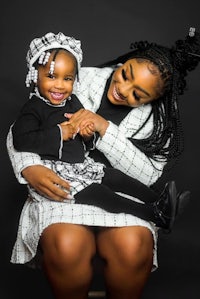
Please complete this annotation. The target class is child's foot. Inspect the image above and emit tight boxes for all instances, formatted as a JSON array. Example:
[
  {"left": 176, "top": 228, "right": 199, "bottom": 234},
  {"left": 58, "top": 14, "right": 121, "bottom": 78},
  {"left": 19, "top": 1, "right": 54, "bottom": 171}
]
[
  {"left": 153, "top": 181, "right": 190, "bottom": 233},
  {"left": 153, "top": 181, "right": 177, "bottom": 232}
]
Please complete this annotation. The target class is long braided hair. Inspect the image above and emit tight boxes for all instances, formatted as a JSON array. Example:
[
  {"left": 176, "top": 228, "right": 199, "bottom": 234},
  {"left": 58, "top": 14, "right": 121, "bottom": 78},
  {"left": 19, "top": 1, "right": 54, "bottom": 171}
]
[{"left": 98, "top": 28, "right": 200, "bottom": 165}]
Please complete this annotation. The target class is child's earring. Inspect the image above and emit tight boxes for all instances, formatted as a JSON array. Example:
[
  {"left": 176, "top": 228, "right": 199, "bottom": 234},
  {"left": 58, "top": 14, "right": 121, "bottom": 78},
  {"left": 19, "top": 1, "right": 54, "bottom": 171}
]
[{"left": 75, "top": 72, "right": 80, "bottom": 91}]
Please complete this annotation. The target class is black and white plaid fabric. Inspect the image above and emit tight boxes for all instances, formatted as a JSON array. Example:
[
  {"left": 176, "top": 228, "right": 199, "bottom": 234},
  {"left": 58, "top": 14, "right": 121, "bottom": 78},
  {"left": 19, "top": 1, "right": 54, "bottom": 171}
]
[
  {"left": 26, "top": 32, "right": 83, "bottom": 70},
  {"left": 8, "top": 67, "right": 160, "bottom": 271}
]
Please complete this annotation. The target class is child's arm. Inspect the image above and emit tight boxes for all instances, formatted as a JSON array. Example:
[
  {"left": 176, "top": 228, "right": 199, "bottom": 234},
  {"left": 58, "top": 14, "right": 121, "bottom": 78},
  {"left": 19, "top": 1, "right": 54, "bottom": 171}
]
[{"left": 12, "top": 99, "right": 76, "bottom": 159}]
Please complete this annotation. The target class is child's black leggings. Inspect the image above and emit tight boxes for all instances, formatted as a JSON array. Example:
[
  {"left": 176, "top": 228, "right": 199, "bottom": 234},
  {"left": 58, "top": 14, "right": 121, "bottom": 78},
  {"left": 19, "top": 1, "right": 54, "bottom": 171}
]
[{"left": 75, "top": 167, "right": 160, "bottom": 223}]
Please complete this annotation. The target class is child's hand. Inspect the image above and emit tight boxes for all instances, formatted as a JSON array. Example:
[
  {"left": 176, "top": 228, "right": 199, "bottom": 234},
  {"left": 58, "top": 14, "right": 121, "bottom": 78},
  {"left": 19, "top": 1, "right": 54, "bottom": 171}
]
[
  {"left": 65, "top": 109, "right": 109, "bottom": 137},
  {"left": 79, "top": 122, "right": 95, "bottom": 140},
  {"left": 59, "top": 121, "right": 77, "bottom": 141}
]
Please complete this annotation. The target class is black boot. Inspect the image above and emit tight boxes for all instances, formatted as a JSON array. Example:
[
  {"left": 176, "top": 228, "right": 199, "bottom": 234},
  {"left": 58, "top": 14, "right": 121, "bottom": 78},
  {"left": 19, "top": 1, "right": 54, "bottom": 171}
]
[
  {"left": 153, "top": 182, "right": 191, "bottom": 233},
  {"left": 153, "top": 181, "right": 177, "bottom": 232}
]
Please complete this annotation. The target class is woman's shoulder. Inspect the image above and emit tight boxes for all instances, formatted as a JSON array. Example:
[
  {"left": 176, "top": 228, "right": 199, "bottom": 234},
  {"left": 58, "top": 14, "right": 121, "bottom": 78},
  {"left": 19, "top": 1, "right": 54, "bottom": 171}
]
[
  {"left": 122, "top": 104, "right": 153, "bottom": 138},
  {"left": 73, "top": 67, "right": 114, "bottom": 110},
  {"left": 79, "top": 66, "right": 113, "bottom": 81}
]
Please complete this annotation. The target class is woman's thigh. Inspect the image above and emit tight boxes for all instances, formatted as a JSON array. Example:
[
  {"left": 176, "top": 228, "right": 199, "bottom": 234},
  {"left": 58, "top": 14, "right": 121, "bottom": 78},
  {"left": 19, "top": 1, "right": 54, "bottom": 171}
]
[
  {"left": 40, "top": 223, "right": 96, "bottom": 264},
  {"left": 96, "top": 226, "right": 154, "bottom": 299},
  {"left": 96, "top": 226, "right": 154, "bottom": 268}
]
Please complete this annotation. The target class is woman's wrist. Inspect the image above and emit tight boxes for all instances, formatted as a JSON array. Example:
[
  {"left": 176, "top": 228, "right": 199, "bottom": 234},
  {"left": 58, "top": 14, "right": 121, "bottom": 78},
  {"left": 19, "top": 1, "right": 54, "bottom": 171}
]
[{"left": 98, "top": 120, "right": 109, "bottom": 137}]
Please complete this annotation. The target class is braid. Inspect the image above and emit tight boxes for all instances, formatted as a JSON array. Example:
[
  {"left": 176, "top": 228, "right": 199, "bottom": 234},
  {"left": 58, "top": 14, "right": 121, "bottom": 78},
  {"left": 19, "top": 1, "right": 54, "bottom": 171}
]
[
  {"left": 132, "top": 94, "right": 184, "bottom": 162},
  {"left": 98, "top": 28, "right": 200, "bottom": 165}
]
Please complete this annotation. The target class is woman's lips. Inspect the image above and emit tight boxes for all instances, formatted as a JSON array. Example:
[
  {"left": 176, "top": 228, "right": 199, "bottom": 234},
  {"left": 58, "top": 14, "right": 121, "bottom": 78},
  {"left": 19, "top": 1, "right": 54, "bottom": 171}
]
[{"left": 112, "top": 85, "right": 125, "bottom": 102}]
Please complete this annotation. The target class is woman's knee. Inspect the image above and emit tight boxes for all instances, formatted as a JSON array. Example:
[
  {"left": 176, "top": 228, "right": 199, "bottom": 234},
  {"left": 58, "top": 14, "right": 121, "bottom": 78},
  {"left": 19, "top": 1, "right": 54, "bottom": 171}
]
[
  {"left": 40, "top": 223, "right": 96, "bottom": 267},
  {"left": 97, "top": 226, "right": 154, "bottom": 269}
]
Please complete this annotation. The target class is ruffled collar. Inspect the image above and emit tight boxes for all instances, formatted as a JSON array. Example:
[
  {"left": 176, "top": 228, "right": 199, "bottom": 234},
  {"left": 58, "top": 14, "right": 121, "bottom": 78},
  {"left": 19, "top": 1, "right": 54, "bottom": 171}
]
[{"left": 29, "top": 87, "right": 69, "bottom": 107}]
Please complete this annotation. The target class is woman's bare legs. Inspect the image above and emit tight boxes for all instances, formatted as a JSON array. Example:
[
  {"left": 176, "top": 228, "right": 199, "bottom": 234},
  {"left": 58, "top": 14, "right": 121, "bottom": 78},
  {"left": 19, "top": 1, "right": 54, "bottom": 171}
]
[
  {"left": 40, "top": 223, "right": 96, "bottom": 299},
  {"left": 40, "top": 223, "right": 154, "bottom": 299},
  {"left": 96, "top": 226, "right": 154, "bottom": 299}
]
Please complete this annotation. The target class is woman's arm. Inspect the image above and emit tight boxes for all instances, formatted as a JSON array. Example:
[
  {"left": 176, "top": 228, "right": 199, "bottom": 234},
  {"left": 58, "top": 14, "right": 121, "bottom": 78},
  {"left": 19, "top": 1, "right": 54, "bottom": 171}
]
[
  {"left": 96, "top": 122, "right": 166, "bottom": 186},
  {"left": 67, "top": 109, "right": 166, "bottom": 187},
  {"left": 22, "top": 165, "right": 71, "bottom": 201},
  {"left": 7, "top": 126, "right": 43, "bottom": 184},
  {"left": 73, "top": 67, "right": 166, "bottom": 186},
  {"left": 7, "top": 127, "right": 71, "bottom": 200}
]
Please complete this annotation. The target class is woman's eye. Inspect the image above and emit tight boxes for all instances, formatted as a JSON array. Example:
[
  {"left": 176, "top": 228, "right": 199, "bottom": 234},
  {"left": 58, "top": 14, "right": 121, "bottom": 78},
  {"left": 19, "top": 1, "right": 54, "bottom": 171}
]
[
  {"left": 133, "top": 91, "right": 141, "bottom": 101},
  {"left": 122, "top": 69, "right": 127, "bottom": 80}
]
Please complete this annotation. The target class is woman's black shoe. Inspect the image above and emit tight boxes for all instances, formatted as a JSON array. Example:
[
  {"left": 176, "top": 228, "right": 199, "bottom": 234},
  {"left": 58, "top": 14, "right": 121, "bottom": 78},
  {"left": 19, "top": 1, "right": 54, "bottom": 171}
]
[{"left": 153, "top": 181, "right": 177, "bottom": 233}]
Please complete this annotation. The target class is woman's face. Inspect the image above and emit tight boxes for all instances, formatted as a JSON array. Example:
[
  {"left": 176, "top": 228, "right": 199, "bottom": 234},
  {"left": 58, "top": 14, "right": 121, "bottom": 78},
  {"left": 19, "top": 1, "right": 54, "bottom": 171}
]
[{"left": 107, "top": 59, "right": 162, "bottom": 107}]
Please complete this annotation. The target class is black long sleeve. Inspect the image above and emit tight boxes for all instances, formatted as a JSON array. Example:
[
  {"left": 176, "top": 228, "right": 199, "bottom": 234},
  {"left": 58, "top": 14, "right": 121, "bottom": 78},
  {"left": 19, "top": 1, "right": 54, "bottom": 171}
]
[{"left": 12, "top": 95, "right": 86, "bottom": 163}]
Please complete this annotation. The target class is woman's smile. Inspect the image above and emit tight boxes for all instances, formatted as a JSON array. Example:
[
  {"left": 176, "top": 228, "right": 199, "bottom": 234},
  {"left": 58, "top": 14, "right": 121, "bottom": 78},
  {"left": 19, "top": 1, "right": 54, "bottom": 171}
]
[
  {"left": 112, "top": 85, "right": 126, "bottom": 102},
  {"left": 107, "top": 59, "right": 160, "bottom": 107}
]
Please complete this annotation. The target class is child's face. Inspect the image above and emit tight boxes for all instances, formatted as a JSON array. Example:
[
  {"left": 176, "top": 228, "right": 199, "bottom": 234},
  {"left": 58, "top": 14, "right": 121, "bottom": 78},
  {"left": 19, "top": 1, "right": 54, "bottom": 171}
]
[
  {"left": 107, "top": 59, "right": 162, "bottom": 108},
  {"left": 37, "top": 50, "right": 76, "bottom": 105}
]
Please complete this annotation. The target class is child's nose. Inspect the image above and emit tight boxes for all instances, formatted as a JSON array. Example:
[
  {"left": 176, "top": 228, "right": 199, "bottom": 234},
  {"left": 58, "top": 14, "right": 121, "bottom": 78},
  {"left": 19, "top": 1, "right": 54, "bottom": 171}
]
[{"left": 54, "top": 79, "right": 64, "bottom": 89}]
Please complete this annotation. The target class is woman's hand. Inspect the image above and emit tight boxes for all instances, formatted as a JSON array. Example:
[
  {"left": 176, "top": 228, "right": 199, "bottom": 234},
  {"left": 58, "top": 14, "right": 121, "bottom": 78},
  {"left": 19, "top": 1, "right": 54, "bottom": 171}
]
[
  {"left": 22, "top": 165, "right": 71, "bottom": 201},
  {"left": 65, "top": 109, "right": 109, "bottom": 137}
]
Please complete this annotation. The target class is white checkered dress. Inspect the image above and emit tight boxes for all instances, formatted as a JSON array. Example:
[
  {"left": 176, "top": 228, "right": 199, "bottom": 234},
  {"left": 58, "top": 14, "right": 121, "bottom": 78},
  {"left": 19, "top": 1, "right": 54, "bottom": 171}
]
[{"left": 7, "top": 67, "right": 166, "bottom": 270}]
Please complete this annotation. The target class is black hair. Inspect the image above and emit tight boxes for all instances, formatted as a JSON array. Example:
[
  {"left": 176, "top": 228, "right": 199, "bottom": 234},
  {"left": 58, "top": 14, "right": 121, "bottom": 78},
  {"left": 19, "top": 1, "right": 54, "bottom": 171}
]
[
  {"left": 98, "top": 28, "right": 200, "bottom": 166},
  {"left": 51, "top": 48, "right": 78, "bottom": 72},
  {"left": 34, "top": 48, "right": 78, "bottom": 77}
]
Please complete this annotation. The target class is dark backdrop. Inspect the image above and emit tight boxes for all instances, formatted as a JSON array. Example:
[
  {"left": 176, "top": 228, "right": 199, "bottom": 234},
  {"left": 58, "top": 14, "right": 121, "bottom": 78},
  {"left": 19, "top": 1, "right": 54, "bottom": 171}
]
[{"left": 1, "top": 1, "right": 200, "bottom": 298}]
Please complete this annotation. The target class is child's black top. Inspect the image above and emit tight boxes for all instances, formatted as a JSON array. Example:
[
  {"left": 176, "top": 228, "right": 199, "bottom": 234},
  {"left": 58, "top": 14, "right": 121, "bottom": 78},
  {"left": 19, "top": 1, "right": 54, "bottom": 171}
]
[{"left": 12, "top": 94, "right": 90, "bottom": 163}]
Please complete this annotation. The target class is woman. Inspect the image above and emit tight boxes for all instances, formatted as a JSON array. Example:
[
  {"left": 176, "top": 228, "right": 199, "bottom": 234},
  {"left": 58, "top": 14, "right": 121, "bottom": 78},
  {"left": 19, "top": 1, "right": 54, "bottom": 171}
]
[{"left": 7, "top": 27, "right": 199, "bottom": 299}]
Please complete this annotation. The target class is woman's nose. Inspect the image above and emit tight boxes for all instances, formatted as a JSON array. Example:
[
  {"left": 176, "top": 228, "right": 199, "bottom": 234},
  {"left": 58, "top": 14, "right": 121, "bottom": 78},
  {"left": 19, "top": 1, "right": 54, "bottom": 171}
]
[{"left": 118, "top": 83, "right": 132, "bottom": 98}]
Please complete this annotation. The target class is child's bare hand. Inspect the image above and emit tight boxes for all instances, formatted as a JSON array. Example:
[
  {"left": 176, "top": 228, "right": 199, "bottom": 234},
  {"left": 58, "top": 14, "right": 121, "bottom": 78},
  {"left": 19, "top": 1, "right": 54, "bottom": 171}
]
[
  {"left": 59, "top": 121, "right": 76, "bottom": 141},
  {"left": 65, "top": 109, "right": 109, "bottom": 137},
  {"left": 79, "top": 122, "right": 95, "bottom": 139}
]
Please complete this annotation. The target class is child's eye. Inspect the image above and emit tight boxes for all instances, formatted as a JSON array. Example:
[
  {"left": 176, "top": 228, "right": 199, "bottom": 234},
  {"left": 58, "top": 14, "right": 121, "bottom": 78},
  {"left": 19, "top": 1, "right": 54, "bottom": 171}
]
[
  {"left": 65, "top": 77, "right": 73, "bottom": 81},
  {"left": 122, "top": 69, "right": 127, "bottom": 80},
  {"left": 133, "top": 91, "right": 141, "bottom": 101},
  {"left": 47, "top": 73, "right": 54, "bottom": 79}
]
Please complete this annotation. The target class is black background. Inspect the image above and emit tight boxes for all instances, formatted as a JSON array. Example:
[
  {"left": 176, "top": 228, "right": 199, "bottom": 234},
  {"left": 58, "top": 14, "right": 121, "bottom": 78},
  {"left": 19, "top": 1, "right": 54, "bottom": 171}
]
[{"left": 1, "top": 1, "right": 200, "bottom": 298}]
